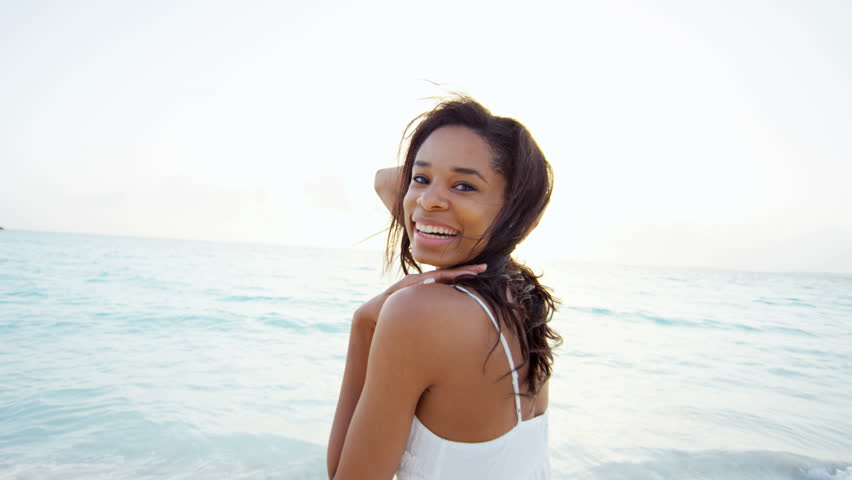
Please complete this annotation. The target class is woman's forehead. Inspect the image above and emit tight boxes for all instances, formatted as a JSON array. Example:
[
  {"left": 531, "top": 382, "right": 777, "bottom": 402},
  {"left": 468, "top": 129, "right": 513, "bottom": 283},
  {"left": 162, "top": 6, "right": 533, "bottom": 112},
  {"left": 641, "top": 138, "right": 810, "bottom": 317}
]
[{"left": 414, "top": 126, "right": 496, "bottom": 173}]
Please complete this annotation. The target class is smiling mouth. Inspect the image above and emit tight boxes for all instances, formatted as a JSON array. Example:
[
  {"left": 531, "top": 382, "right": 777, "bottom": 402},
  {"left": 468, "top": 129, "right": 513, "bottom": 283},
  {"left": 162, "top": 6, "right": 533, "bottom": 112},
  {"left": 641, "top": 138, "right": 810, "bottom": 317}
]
[{"left": 414, "top": 222, "right": 459, "bottom": 240}]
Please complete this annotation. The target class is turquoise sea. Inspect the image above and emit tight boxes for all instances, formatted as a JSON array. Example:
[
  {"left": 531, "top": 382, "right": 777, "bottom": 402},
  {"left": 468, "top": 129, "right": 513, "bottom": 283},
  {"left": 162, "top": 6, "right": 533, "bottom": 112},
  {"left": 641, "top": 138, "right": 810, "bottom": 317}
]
[{"left": 1, "top": 230, "right": 850, "bottom": 479}]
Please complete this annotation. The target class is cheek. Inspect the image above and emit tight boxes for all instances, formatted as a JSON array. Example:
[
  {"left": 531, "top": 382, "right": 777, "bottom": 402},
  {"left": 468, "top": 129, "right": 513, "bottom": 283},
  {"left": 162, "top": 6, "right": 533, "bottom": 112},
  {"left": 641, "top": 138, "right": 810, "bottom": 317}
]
[
  {"left": 469, "top": 203, "right": 503, "bottom": 238},
  {"left": 402, "top": 189, "right": 416, "bottom": 226},
  {"left": 402, "top": 189, "right": 414, "bottom": 214}
]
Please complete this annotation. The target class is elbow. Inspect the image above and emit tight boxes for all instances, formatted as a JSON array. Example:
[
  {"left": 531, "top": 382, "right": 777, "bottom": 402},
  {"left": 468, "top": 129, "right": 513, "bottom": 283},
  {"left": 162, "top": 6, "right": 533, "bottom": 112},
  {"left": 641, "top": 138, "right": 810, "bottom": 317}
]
[
  {"left": 327, "top": 446, "right": 338, "bottom": 480},
  {"left": 374, "top": 170, "right": 384, "bottom": 195}
]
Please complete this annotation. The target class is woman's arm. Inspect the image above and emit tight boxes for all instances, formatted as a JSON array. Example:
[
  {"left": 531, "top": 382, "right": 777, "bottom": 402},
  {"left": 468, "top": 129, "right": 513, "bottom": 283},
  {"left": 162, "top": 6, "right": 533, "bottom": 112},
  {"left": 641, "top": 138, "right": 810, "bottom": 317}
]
[
  {"left": 374, "top": 167, "right": 402, "bottom": 213},
  {"left": 330, "top": 284, "right": 473, "bottom": 479},
  {"left": 329, "top": 289, "right": 429, "bottom": 479},
  {"left": 327, "top": 265, "right": 486, "bottom": 479},
  {"left": 326, "top": 308, "right": 374, "bottom": 478}
]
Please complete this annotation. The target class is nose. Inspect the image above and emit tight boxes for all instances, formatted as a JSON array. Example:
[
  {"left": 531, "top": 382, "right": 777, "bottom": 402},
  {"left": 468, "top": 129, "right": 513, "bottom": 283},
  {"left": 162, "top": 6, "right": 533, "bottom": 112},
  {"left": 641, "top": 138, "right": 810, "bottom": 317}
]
[{"left": 417, "top": 184, "right": 448, "bottom": 210}]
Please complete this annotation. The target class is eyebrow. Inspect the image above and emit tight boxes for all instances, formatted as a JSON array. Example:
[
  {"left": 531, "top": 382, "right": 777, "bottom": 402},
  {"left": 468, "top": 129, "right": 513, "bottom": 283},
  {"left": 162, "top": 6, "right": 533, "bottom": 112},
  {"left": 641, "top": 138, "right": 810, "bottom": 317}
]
[{"left": 413, "top": 161, "right": 488, "bottom": 184}]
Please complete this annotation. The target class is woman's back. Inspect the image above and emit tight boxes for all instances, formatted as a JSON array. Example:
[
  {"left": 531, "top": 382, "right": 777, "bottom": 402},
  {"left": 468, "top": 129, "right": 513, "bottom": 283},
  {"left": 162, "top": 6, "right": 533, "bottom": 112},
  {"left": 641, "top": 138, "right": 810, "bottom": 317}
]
[{"left": 396, "top": 284, "right": 550, "bottom": 479}]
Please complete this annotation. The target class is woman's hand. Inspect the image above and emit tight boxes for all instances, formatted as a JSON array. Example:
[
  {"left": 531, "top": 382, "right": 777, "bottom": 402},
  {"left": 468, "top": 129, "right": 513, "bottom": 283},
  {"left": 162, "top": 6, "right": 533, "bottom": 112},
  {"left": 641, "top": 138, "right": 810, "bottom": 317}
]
[
  {"left": 374, "top": 166, "right": 402, "bottom": 214},
  {"left": 353, "top": 264, "right": 487, "bottom": 335}
]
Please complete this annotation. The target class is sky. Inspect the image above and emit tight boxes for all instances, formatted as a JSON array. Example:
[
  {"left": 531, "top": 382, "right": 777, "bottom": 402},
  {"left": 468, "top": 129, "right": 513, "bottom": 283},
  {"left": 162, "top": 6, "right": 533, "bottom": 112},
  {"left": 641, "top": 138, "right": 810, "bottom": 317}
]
[{"left": 2, "top": 0, "right": 851, "bottom": 273}]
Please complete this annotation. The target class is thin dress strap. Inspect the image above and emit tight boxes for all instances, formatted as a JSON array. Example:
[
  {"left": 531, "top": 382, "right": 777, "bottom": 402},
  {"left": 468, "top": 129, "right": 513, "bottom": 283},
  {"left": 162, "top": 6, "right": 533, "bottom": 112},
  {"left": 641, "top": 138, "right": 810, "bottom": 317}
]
[{"left": 454, "top": 285, "right": 523, "bottom": 424}]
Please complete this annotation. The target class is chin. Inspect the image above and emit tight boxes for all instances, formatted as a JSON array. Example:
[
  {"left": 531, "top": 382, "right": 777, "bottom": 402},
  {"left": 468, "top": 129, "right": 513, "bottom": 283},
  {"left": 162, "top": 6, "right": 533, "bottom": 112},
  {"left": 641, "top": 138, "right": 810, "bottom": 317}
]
[
  {"left": 407, "top": 230, "right": 481, "bottom": 268},
  {"left": 411, "top": 247, "right": 474, "bottom": 269},
  {"left": 412, "top": 252, "right": 451, "bottom": 269}
]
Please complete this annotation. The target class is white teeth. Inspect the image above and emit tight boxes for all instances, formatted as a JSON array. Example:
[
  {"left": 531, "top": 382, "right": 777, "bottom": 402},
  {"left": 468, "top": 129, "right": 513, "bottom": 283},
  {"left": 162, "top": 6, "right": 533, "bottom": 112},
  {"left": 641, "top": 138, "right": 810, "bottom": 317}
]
[{"left": 416, "top": 223, "right": 457, "bottom": 235}]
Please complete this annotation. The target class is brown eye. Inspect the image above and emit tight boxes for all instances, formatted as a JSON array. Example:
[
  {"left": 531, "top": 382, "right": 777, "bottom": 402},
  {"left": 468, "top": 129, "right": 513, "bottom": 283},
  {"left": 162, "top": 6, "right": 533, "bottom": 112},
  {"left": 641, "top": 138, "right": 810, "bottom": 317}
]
[{"left": 453, "top": 182, "right": 476, "bottom": 192}]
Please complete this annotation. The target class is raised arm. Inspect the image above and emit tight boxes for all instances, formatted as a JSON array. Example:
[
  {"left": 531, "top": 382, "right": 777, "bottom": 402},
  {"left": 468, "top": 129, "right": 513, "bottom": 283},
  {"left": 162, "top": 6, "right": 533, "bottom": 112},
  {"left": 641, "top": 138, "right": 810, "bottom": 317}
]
[{"left": 374, "top": 167, "right": 402, "bottom": 214}]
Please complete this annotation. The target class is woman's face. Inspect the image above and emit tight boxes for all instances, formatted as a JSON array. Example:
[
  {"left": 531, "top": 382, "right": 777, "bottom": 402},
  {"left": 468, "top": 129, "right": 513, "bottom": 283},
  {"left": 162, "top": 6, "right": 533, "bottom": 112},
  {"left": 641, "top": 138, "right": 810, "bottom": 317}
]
[{"left": 403, "top": 126, "right": 506, "bottom": 268}]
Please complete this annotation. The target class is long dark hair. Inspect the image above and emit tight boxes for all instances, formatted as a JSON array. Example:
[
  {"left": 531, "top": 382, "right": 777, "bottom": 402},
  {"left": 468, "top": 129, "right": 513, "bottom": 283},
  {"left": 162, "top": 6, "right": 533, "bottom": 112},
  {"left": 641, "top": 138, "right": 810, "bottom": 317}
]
[{"left": 386, "top": 97, "right": 562, "bottom": 397}]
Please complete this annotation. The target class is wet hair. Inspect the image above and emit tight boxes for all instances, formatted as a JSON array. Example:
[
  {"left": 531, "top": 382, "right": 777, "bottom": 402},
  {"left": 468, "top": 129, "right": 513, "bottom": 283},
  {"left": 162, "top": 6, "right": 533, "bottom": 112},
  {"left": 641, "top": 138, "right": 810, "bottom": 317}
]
[{"left": 385, "top": 97, "right": 562, "bottom": 398}]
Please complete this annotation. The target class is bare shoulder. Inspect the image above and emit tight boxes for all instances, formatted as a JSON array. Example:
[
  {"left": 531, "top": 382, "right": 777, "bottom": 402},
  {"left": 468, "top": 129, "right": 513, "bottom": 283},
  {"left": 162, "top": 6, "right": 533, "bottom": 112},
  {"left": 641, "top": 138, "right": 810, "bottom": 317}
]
[{"left": 378, "top": 283, "right": 489, "bottom": 344}]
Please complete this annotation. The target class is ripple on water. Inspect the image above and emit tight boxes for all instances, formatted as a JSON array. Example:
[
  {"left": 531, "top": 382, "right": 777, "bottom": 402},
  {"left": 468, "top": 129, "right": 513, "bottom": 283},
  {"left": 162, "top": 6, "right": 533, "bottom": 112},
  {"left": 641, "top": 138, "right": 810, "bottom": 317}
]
[
  {"left": 221, "top": 295, "right": 293, "bottom": 303},
  {"left": 586, "top": 449, "right": 851, "bottom": 480},
  {"left": 566, "top": 306, "right": 615, "bottom": 316}
]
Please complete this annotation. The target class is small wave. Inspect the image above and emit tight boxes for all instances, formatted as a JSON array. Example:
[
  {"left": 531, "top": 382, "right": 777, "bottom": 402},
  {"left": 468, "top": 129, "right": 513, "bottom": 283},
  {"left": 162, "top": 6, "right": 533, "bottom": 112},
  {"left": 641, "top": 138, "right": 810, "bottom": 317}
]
[
  {"left": 732, "top": 323, "right": 761, "bottom": 332},
  {"left": 310, "top": 321, "right": 349, "bottom": 334},
  {"left": 584, "top": 449, "right": 851, "bottom": 480},
  {"left": 568, "top": 306, "right": 769, "bottom": 333},
  {"left": 0, "top": 434, "right": 327, "bottom": 479},
  {"left": 767, "top": 326, "right": 817, "bottom": 337},
  {"left": 644, "top": 317, "right": 816, "bottom": 337},
  {"left": 768, "top": 367, "right": 807, "bottom": 378},
  {"left": 566, "top": 306, "right": 615, "bottom": 316},
  {"left": 0, "top": 273, "right": 20, "bottom": 283},
  {"left": 700, "top": 318, "right": 761, "bottom": 332},
  {"left": 635, "top": 312, "right": 700, "bottom": 328},
  {"left": 255, "top": 313, "right": 303, "bottom": 330},
  {"left": 254, "top": 313, "right": 349, "bottom": 334},
  {"left": 221, "top": 295, "right": 293, "bottom": 303},
  {"left": 86, "top": 271, "right": 112, "bottom": 283},
  {"left": 805, "top": 466, "right": 852, "bottom": 480},
  {"left": 2, "top": 290, "right": 47, "bottom": 299},
  {"left": 755, "top": 297, "right": 817, "bottom": 308},
  {"left": 781, "top": 346, "right": 846, "bottom": 360}
]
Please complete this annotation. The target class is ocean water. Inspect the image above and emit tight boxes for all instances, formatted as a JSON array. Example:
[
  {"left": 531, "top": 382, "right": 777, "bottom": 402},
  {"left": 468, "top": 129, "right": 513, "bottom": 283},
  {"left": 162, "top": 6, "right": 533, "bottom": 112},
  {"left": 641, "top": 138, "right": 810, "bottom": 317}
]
[{"left": 1, "top": 230, "right": 850, "bottom": 479}]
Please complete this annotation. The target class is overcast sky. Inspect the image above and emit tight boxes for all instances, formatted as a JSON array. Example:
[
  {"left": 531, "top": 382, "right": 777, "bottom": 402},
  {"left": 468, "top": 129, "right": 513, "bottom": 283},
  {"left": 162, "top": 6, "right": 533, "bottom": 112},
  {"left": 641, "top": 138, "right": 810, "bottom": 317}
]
[{"left": 2, "top": 0, "right": 851, "bottom": 273}]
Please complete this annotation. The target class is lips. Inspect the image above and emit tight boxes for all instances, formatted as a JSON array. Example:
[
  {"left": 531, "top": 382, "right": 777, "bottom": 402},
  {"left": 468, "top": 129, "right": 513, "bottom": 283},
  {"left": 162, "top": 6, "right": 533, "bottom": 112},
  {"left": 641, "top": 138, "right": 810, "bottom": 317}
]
[
  {"left": 414, "top": 221, "right": 459, "bottom": 236},
  {"left": 412, "top": 221, "right": 460, "bottom": 243}
]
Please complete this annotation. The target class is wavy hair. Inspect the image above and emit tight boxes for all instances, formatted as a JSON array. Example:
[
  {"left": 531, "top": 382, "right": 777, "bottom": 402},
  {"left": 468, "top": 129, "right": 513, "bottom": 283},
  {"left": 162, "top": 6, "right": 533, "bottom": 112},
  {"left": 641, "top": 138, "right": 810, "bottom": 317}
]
[{"left": 385, "top": 97, "right": 562, "bottom": 397}]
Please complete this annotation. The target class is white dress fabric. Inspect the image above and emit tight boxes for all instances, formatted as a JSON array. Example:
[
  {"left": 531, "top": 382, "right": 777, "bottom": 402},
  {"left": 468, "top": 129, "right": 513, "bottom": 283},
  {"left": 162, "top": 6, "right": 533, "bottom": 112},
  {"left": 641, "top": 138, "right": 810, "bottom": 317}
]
[{"left": 395, "top": 286, "right": 551, "bottom": 480}]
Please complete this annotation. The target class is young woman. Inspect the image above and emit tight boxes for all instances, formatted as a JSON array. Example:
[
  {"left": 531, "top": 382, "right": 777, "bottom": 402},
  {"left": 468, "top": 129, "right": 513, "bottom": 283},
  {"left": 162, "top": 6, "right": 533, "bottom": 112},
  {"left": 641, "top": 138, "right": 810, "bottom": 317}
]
[{"left": 327, "top": 98, "right": 561, "bottom": 479}]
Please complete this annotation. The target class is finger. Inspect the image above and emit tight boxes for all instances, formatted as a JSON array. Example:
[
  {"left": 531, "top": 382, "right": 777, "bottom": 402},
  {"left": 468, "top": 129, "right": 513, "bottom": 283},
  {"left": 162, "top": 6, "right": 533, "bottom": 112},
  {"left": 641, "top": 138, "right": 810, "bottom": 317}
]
[
  {"left": 422, "top": 274, "right": 467, "bottom": 285},
  {"left": 429, "top": 268, "right": 482, "bottom": 283},
  {"left": 431, "top": 264, "right": 486, "bottom": 276},
  {"left": 446, "top": 263, "right": 487, "bottom": 276},
  {"left": 465, "top": 263, "right": 488, "bottom": 273}
]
